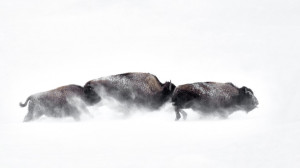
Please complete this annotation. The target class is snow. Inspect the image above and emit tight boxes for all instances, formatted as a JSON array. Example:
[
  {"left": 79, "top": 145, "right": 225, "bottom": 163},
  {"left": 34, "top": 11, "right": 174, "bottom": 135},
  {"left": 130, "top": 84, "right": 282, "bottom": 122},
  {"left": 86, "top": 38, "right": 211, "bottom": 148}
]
[
  {"left": 1, "top": 119, "right": 299, "bottom": 168},
  {"left": 1, "top": 0, "right": 300, "bottom": 167}
]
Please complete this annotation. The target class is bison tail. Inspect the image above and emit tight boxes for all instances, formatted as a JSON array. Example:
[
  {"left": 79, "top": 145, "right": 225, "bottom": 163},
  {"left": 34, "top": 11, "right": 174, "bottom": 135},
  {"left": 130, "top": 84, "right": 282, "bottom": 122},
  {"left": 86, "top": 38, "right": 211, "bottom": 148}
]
[{"left": 19, "top": 97, "right": 31, "bottom": 107}]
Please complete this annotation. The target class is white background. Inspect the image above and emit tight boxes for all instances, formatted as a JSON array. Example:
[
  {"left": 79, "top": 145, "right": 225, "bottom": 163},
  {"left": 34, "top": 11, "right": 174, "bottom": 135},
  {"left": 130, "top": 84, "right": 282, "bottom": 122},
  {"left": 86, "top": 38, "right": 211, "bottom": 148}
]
[{"left": 0, "top": 0, "right": 299, "bottom": 167}]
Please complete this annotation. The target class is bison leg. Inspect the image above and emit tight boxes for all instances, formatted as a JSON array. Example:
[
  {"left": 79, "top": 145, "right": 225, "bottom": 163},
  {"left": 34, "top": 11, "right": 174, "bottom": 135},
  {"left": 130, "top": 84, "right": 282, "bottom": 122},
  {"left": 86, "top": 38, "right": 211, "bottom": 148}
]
[
  {"left": 24, "top": 112, "right": 33, "bottom": 122},
  {"left": 24, "top": 111, "right": 43, "bottom": 122},
  {"left": 175, "top": 107, "right": 182, "bottom": 121},
  {"left": 175, "top": 107, "right": 188, "bottom": 121},
  {"left": 218, "top": 111, "right": 229, "bottom": 119},
  {"left": 24, "top": 103, "right": 43, "bottom": 122},
  {"left": 71, "top": 108, "right": 81, "bottom": 121},
  {"left": 79, "top": 104, "right": 93, "bottom": 118},
  {"left": 23, "top": 102, "right": 35, "bottom": 122},
  {"left": 72, "top": 115, "right": 80, "bottom": 121},
  {"left": 69, "top": 107, "right": 81, "bottom": 121},
  {"left": 179, "top": 110, "right": 187, "bottom": 120}
]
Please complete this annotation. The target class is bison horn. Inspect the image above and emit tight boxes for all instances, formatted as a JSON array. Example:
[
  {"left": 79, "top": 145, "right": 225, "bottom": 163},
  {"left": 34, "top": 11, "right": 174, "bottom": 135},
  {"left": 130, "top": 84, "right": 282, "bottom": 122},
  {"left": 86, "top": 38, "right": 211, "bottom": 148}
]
[{"left": 169, "top": 80, "right": 172, "bottom": 91}]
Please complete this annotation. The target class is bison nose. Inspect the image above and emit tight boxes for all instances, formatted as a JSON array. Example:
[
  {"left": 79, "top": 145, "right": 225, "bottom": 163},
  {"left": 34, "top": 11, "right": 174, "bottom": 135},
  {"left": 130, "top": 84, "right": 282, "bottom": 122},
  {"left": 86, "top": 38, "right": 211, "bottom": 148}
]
[
  {"left": 253, "top": 98, "right": 259, "bottom": 109},
  {"left": 255, "top": 98, "right": 259, "bottom": 106}
]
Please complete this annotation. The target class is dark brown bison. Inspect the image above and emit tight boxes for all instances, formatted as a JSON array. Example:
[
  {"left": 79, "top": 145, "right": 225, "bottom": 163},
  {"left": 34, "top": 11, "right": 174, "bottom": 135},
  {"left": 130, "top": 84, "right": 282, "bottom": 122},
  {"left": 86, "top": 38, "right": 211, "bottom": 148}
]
[
  {"left": 84, "top": 72, "right": 176, "bottom": 110},
  {"left": 19, "top": 84, "right": 101, "bottom": 122},
  {"left": 172, "top": 82, "right": 259, "bottom": 120}
]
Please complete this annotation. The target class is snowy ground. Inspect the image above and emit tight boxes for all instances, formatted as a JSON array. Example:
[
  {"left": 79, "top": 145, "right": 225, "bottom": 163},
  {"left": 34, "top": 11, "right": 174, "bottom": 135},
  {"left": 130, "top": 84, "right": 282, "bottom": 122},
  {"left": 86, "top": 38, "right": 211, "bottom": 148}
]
[
  {"left": 1, "top": 0, "right": 300, "bottom": 167},
  {"left": 1, "top": 114, "right": 300, "bottom": 168}
]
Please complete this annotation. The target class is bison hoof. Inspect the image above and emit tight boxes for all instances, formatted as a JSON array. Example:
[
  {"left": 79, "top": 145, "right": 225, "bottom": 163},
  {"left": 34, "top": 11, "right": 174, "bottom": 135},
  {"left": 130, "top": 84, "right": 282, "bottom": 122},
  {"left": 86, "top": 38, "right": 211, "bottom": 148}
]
[
  {"left": 181, "top": 112, "right": 187, "bottom": 120},
  {"left": 175, "top": 115, "right": 181, "bottom": 121}
]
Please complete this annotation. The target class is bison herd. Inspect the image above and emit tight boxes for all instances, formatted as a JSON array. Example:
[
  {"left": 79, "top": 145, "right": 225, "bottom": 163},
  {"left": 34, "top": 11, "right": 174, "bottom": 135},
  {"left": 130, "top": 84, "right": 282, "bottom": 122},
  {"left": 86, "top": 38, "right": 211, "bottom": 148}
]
[{"left": 20, "top": 72, "right": 258, "bottom": 122}]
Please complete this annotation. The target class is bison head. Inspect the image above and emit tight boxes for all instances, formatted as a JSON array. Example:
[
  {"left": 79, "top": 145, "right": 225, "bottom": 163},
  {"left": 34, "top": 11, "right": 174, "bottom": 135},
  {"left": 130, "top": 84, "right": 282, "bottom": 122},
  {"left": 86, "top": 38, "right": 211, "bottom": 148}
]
[
  {"left": 162, "top": 81, "right": 176, "bottom": 96},
  {"left": 84, "top": 82, "right": 101, "bottom": 105},
  {"left": 238, "top": 86, "right": 259, "bottom": 112}
]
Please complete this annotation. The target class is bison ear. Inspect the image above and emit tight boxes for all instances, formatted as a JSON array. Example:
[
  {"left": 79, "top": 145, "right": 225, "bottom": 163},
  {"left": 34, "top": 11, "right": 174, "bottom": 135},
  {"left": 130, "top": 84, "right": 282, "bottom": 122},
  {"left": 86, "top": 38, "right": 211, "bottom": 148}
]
[
  {"left": 240, "top": 86, "right": 247, "bottom": 94},
  {"left": 241, "top": 86, "right": 252, "bottom": 95}
]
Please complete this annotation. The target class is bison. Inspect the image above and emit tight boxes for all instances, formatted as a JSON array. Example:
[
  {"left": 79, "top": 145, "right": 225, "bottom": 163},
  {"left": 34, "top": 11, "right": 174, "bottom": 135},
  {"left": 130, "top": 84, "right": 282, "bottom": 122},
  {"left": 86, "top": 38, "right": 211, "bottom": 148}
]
[
  {"left": 84, "top": 72, "right": 176, "bottom": 110},
  {"left": 19, "top": 84, "right": 101, "bottom": 122},
  {"left": 172, "top": 82, "right": 259, "bottom": 120}
]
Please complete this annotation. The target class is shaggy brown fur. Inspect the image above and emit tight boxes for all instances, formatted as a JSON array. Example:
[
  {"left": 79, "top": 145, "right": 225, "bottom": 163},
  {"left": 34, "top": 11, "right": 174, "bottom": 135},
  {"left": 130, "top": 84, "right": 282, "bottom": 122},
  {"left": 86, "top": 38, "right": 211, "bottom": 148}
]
[
  {"left": 84, "top": 72, "right": 176, "bottom": 110},
  {"left": 20, "top": 84, "right": 101, "bottom": 122},
  {"left": 172, "top": 82, "right": 258, "bottom": 120}
]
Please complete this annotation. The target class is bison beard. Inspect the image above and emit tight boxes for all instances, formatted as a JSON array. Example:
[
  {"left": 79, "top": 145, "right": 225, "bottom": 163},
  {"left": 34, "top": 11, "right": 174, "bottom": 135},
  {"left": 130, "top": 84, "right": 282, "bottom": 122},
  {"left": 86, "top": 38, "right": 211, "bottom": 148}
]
[
  {"left": 19, "top": 84, "right": 101, "bottom": 122},
  {"left": 172, "top": 82, "right": 259, "bottom": 120}
]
